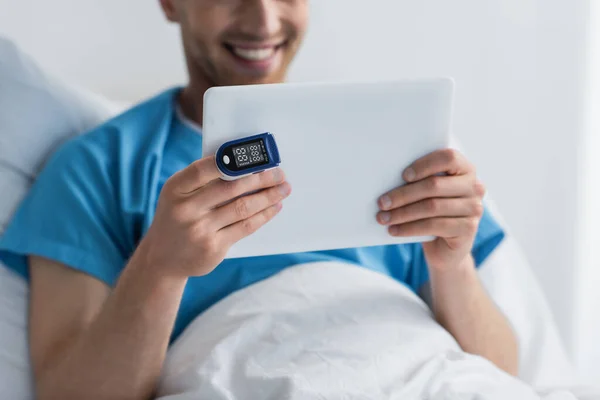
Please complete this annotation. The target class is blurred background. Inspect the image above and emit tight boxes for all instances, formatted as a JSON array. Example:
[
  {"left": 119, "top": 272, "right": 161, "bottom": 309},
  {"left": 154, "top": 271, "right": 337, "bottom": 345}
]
[{"left": 0, "top": 0, "right": 598, "bottom": 383}]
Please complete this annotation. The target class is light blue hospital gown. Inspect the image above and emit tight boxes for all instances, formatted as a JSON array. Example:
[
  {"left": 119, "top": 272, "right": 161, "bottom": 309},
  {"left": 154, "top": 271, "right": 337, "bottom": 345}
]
[{"left": 0, "top": 88, "right": 505, "bottom": 342}]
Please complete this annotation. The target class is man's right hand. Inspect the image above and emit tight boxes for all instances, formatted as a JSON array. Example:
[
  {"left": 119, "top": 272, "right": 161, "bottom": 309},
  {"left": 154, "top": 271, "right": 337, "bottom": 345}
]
[
  {"left": 138, "top": 156, "right": 291, "bottom": 278},
  {"left": 28, "top": 155, "right": 289, "bottom": 400}
]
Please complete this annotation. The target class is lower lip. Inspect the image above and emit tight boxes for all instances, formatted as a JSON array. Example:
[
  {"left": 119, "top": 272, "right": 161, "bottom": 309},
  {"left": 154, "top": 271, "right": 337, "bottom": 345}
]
[{"left": 226, "top": 46, "right": 282, "bottom": 74}]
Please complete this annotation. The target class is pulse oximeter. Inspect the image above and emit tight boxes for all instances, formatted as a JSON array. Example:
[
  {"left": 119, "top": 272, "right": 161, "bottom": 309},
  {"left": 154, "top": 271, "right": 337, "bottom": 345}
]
[{"left": 216, "top": 132, "right": 281, "bottom": 180}]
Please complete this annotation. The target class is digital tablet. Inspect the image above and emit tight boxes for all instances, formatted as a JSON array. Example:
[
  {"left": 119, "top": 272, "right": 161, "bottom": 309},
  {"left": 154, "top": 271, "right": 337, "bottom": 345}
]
[{"left": 203, "top": 79, "right": 454, "bottom": 258}]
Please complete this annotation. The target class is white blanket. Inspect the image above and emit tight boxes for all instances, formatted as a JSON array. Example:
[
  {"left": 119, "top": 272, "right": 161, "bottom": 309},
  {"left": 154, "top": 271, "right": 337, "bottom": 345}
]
[{"left": 156, "top": 262, "right": 585, "bottom": 400}]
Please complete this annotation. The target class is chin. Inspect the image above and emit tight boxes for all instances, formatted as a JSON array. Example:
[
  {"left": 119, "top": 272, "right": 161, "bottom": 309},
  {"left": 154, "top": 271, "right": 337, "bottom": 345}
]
[{"left": 219, "top": 72, "right": 288, "bottom": 87}]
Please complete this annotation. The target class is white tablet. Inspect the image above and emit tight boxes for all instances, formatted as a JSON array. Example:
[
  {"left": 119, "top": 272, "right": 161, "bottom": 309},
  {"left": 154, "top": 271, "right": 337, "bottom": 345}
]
[{"left": 203, "top": 79, "right": 454, "bottom": 258}]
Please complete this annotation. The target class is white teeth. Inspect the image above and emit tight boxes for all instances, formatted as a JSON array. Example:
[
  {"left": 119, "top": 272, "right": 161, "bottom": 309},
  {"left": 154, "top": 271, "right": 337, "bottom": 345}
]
[{"left": 232, "top": 47, "right": 275, "bottom": 61}]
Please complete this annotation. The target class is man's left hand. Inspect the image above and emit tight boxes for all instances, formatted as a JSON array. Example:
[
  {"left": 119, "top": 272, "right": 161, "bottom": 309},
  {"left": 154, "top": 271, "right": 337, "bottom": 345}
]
[{"left": 376, "top": 149, "right": 486, "bottom": 271}]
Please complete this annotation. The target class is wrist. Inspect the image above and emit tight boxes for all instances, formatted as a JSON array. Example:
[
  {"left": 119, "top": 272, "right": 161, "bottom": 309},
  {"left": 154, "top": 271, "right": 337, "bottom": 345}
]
[
  {"left": 127, "top": 242, "right": 189, "bottom": 290},
  {"left": 428, "top": 254, "right": 480, "bottom": 321},
  {"left": 428, "top": 254, "right": 476, "bottom": 282}
]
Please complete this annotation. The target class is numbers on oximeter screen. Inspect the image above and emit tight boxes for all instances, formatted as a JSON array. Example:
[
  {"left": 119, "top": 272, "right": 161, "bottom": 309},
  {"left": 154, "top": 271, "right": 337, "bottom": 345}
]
[{"left": 232, "top": 140, "right": 267, "bottom": 168}]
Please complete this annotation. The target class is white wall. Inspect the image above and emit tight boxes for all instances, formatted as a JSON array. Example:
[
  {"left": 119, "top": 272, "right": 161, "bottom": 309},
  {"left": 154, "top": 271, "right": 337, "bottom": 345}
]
[
  {"left": 576, "top": 0, "right": 600, "bottom": 384},
  {"left": 0, "top": 0, "right": 186, "bottom": 100},
  {"left": 0, "top": 0, "right": 595, "bottom": 378}
]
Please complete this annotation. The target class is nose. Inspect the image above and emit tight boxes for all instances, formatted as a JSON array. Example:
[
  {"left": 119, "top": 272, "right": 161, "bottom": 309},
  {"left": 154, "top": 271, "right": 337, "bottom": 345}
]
[{"left": 238, "top": 0, "right": 282, "bottom": 40}]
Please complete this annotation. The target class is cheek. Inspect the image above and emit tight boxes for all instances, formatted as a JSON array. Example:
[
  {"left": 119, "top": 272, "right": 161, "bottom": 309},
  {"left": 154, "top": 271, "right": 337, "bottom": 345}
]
[
  {"left": 280, "top": 9, "right": 309, "bottom": 58},
  {"left": 272, "top": 0, "right": 308, "bottom": 39},
  {"left": 287, "top": 4, "right": 309, "bottom": 39},
  {"left": 296, "top": 8, "right": 310, "bottom": 36},
  {"left": 185, "top": 26, "right": 229, "bottom": 75},
  {"left": 183, "top": 8, "right": 230, "bottom": 53}
]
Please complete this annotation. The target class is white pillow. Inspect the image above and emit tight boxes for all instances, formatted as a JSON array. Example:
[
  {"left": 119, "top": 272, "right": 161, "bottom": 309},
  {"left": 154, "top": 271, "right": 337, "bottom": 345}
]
[
  {"left": 0, "top": 265, "right": 32, "bottom": 399},
  {"left": 0, "top": 37, "right": 122, "bottom": 234},
  {"left": 0, "top": 36, "right": 121, "bottom": 398}
]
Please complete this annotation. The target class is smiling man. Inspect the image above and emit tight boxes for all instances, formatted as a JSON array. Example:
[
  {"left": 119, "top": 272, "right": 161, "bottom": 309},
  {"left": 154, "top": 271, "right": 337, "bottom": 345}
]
[{"left": 0, "top": 1, "right": 517, "bottom": 399}]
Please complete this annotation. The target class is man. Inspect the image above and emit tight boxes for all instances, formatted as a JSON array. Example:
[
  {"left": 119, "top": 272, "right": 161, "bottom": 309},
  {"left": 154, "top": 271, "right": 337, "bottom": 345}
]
[{"left": 0, "top": 0, "right": 517, "bottom": 399}]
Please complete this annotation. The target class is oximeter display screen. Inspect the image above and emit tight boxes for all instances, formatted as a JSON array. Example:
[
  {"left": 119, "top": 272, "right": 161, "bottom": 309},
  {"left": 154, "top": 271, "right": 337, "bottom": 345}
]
[
  {"left": 232, "top": 140, "right": 268, "bottom": 168},
  {"left": 218, "top": 133, "right": 279, "bottom": 177}
]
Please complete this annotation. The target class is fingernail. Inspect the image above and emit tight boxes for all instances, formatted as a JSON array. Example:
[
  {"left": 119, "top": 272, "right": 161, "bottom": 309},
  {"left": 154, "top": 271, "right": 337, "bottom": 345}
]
[
  {"left": 379, "top": 195, "right": 392, "bottom": 210},
  {"left": 276, "top": 202, "right": 283, "bottom": 211},
  {"left": 379, "top": 212, "right": 391, "bottom": 224},
  {"left": 279, "top": 182, "right": 291, "bottom": 196},
  {"left": 389, "top": 226, "right": 398, "bottom": 236},
  {"left": 404, "top": 167, "right": 416, "bottom": 182}
]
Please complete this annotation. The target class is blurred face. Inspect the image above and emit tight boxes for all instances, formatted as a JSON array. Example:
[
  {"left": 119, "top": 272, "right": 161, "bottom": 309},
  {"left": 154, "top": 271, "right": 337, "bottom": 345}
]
[{"left": 161, "top": 0, "right": 309, "bottom": 87}]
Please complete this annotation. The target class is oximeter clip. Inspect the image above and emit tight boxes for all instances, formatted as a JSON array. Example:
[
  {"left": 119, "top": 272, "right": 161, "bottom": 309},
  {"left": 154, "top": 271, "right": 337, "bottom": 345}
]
[{"left": 216, "top": 132, "right": 280, "bottom": 180}]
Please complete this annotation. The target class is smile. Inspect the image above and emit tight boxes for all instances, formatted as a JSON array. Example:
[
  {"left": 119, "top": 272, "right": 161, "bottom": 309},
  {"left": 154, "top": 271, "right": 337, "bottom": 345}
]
[{"left": 224, "top": 42, "right": 287, "bottom": 62}]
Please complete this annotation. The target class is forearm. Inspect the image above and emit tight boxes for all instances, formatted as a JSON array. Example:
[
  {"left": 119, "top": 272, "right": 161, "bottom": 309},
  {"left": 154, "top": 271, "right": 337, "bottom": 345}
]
[
  {"left": 37, "top": 252, "right": 187, "bottom": 400},
  {"left": 429, "top": 256, "right": 519, "bottom": 376}
]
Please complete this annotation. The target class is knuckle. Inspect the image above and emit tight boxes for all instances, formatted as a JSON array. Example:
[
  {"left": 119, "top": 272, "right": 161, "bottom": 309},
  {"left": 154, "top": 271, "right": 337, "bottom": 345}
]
[
  {"left": 273, "top": 168, "right": 285, "bottom": 183},
  {"left": 242, "top": 173, "right": 259, "bottom": 188},
  {"left": 193, "top": 218, "right": 211, "bottom": 237},
  {"left": 267, "top": 204, "right": 280, "bottom": 218},
  {"left": 474, "top": 180, "right": 487, "bottom": 197},
  {"left": 197, "top": 235, "right": 219, "bottom": 254},
  {"left": 233, "top": 198, "right": 251, "bottom": 219},
  {"left": 255, "top": 169, "right": 283, "bottom": 188},
  {"left": 190, "top": 219, "right": 218, "bottom": 244},
  {"left": 242, "top": 218, "right": 260, "bottom": 235},
  {"left": 257, "top": 170, "right": 273, "bottom": 185},
  {"left": 182, "top": 160, "right": 204, "bottom": 187},
  {"left": 259, "top": 169, "right": 277, "bottom": 186},
  {"left": 267, "top": 187, "right": 281, "bottom": 203},
  {"left": 442, "top": 148, "right": 459, "bottom": 164},
  {"left": 191, "top": 159, "right": 205, "bottom": 177},
  {"left": 426, "top": 198, "right": 440, "bottom": 213},
  {"left": 473, "top": 201, "right": 485, "bottom": 217},
  {"left": 161, "top": 177, "right": 179, "bottom": 199},
  {"left": 187, "top": 220, "right": 210, "bottom": 246},
  {"left": 244, "top": 174, "right": 265, "bottom": 193},
  {"left": 221, "top": 180, "right": 240, "bottom": 197},
  {"left": 467, "top": 217, "right": 480, "bottom": 233},
  {"left": 427, "top": 176, "right": 442, "bottom": 192},
  {"left": 170, "top": 202, "right": 190, "bottom": 223}
]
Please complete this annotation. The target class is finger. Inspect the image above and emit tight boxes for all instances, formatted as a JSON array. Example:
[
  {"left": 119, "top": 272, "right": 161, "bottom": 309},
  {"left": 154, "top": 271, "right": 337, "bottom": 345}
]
[
  {"left": 219, "top": 202, "right": 284, "bottom": 245},
  {"left": 211, "top": 182, "right": 291, "bottom": 229},
  {"left": 168, "top": 156, "right": 221, "bottom": 195},
  {"left": 377, "top": 198, "right": 483, "bottom": 226},
  {"left": 379, "top": 175, "right": 475, "bottom": 211},
  {"left": 403, "top": 149, "right": 474, "bottom": 183},
  {"left": 388, "top": 217, "right": 480, "bottom": 238},
  {"left": 194, "top": 168, "right": 286, "bottom": 210}
]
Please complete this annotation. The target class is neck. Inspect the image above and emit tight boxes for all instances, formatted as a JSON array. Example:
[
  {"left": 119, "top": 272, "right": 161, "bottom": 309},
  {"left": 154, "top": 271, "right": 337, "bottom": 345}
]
[{"left": 179, "top": 80, "right": 207, "bottom": 127}]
